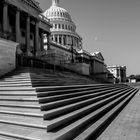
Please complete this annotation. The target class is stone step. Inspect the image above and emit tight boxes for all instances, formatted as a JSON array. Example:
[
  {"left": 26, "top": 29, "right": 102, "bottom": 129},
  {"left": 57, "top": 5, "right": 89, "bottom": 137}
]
[
  {"left": 49, "top": 89, "right": 136, "bottom": 140},
  {"left": 0, "top": 81, "right": 32, "bottom": 84},
  {"left": 0, "top": 91, "right": 36, "bottom": 96},
  {"left": 74, "top": 89, "right": 139, "bottom": 140},
  {"left": 0, "top": 123, "right": 49, "bottom": 140},
  {"left": 0, "top": 87, "right": 35, "bottom": 91},
  {"left": 2, "top": 77, "right": 31, "bottom": 81},
  {"left": 0, "top": 110, "right": 43, "bottom": 118},
  {"left": 42, "top": 88, "right": 131, "bottom": 120},
  {"left": 0, "top": 78, "right": 68, "bottom": 83},
  {"left": 0, "top": 106, "right": 43, "bottom": 114},
  {"left": 41, "top": 87, "right": 131, "bottom": 111},
  {"left": 1, "top": 79, "right": 32, "bottom": 82},
  {"left": 0, "top": 83, "right": 32, "bottom": 87},
  {"left": 3, "top": 74, "right": 30, "bottom": 77},
  {"left": 37, "top": 85, "right": 119, "bottom": 97},
  {"left": 0, "top": 96, "right": 38, "bottom": 102},
  {"left": 0, "top": 114, "right": 46, "bottom": 129},
  {"left": 1, "top": 77, "right": 60, "bottom": 82},
  {"left": 0, "top": 103, "right": 40, "bottom": 109},
  {"left": 35, "top": 84, "right": 109, "bottom": 92},
  {"left": 44, "top": 88, "right": 133, "bottom": 131},
  {"left": 38, "top": 86, "right": 129, "bottom": 103},
  {"left": 0, "top": 100, "right": 39, "bottom": 106}
]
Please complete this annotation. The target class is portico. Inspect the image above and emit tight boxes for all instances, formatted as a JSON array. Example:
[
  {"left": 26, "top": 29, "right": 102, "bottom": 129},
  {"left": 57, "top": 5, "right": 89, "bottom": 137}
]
[{"left": 0, "top": 0, "right": 51, "bottom": 57}]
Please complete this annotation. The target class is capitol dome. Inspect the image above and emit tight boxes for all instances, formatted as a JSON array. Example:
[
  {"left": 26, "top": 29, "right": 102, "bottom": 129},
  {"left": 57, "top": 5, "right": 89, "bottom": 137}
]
[
  {"left": 44, "top": 3, "right": 72, "bottom": 22},
  {"left": 43, "top": 0, "right": 82, "bottom": 51}
]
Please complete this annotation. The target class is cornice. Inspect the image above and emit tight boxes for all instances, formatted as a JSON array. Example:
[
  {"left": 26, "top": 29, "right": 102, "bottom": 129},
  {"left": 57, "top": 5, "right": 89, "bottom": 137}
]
[{"left": 21, "top": 0, "right": 43, "bottom": 13}]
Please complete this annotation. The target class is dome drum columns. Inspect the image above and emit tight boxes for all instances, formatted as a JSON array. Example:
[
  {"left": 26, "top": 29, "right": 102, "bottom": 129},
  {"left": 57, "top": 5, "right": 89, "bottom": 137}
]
[{"left": 44, "top": 0, "right": 83, "bottom": 51}]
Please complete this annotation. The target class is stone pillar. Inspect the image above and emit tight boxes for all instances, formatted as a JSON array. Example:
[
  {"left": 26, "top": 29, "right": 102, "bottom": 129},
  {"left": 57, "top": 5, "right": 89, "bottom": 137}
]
[
  {"left": 67, "top": 35, "right": 69, "bottom": 45},
  {"left": 3, "top": 2, "right": 8, "bottom": 32},
  {"left": 16, "top": 9, "right": 20, "bottom": 43},
  {"left": 40, "top": 31, "right": 44, "bottom": 51},
  {"left": 47, "top": 32, "right": 50, "bottom": 50},
  {"left": 66, "top": 35, "right": 68, "bottom": 45},
  {"left": 35, "top": 19, "right": 39, "bottom": 55},
  {"left": 26, "top": 15, "right": 30, "bottom": 55},
  {"left": 57, "top": 35, "right": 59, "bottom": 43},
  {"left": 61, "top": 35, "right": 64, "bottom": 45}
]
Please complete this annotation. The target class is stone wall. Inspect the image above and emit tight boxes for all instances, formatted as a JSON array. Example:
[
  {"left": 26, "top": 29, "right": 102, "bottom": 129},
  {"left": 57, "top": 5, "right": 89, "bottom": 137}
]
[
  {"left": 0, "top": 38, "right": 18, "bottom": 76},
  {"left": 64, "top": 63, "right": 90, "bottom": 75}
]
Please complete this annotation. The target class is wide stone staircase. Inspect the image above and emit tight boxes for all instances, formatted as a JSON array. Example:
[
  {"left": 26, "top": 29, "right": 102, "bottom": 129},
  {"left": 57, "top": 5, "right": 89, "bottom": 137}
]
[{"left": 0, "top": 67, "right": 139, "bottom": 140}]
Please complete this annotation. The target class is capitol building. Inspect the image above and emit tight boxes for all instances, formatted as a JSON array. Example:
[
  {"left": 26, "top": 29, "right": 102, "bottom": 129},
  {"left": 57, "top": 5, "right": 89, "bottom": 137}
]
[
  {"left": 0, "top": 0, "right": 126, "bottom": 83},
  {"left": 41, "top": 0, "right": 111, "bottom": 79},
  {"left": 43, "top": 0, "right": 82, "bottom": 52}
]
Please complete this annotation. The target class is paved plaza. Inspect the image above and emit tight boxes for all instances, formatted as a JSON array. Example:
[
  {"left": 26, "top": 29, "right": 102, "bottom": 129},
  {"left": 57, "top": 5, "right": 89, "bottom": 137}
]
[{"left": 98, "top": 89, "right": 140, "bottom": 140}]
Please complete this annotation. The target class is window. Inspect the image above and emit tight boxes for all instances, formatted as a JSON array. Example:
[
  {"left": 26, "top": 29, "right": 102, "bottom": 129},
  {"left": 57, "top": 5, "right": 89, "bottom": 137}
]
[
  {"left": 59, "top": 36, "right": 61, "bottom": 44},
  {"left": 55, "top": 36, "right": 57, "bottom": 42},
  {"left": 55, "top": 24, "right": 57, "bottom": 29},
  {"left": 59, "top": 24, "right": 61, "bottom": 29},
  {"left": 62, "top": 24, "right": 64, "bottom": 29}
]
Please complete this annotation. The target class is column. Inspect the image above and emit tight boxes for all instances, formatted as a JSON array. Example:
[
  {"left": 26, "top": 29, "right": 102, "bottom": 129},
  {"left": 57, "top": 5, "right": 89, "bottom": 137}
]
[
  {"left": 16, "top": 9, "right": 20, "bottom": 43},
  {"left": 66, "top": 35, "right": 69, "bottom": 45},
  {"left": 61, "top": 35, "right": 64, "bottom": 45},
  {"left": 40, "top": 31, "right": 44, "bottom": 51},
  {"left": 35, "top": 19, "right": 39, "bottom": 55},
  {"left": 57, "top": 35, "right": 59, "bottom": 43},
  {"left": 47, "top": 32, "right": 50, "bottom": 50},
  {"left": 3, "top": 2, "right": 8, "bottom": 32},
  {"left": 26, "top": 15, "right": 30, "bottom": 55}
]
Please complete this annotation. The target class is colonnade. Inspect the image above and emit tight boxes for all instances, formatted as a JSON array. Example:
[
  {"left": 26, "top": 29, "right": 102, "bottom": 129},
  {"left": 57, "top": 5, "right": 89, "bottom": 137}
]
[
  {"left": 52, "top": 34, "right": 81, "bottom": 48},
  {"left": 1, "top": 0, "right": 50, "bottom": 56}
]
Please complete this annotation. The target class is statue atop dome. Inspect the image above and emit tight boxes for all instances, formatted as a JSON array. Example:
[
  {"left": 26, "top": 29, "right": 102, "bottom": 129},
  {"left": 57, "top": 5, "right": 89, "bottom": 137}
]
[{"left": 52, "top": 0, "right": 59, "bottom": 6}]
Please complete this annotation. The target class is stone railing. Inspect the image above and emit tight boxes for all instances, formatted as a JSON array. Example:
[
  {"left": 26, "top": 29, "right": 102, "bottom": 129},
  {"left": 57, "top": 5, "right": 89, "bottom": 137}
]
[{"left": 0, "top": 38, "right": 18, "bottom": 77}]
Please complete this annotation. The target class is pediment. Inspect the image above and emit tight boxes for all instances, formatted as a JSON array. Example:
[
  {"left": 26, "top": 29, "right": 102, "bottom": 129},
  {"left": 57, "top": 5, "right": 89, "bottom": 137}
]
[{"left": 91, "top": 52, "right": 104, "bottom": 61}]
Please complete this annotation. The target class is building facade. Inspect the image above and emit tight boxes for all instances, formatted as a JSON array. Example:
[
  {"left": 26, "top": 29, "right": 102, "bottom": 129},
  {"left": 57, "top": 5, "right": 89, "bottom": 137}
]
[
  {"left": 42, "top": 0, "right": 108, "bottom": 77},
  {"left": 107, "top": 65, "right": 126, "bottom": 83},
  {"left": 0, "top": 0, "right": 51, "bottom": 57}
]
